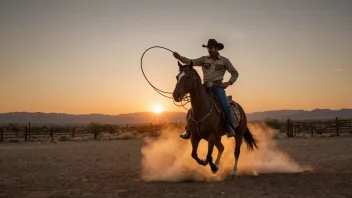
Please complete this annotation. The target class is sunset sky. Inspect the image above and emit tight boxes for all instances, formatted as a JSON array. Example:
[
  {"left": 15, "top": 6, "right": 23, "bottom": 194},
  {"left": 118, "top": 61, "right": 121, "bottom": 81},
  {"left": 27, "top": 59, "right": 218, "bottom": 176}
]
[{"left": 1, "top": 0, "right": 351, "bottom": 115}]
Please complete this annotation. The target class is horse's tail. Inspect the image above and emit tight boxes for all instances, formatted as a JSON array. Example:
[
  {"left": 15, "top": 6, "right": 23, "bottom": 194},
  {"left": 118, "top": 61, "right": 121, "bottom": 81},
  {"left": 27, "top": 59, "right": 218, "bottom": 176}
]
[{"left": 243, "top": 127, "right": 259, "bottom": 151}]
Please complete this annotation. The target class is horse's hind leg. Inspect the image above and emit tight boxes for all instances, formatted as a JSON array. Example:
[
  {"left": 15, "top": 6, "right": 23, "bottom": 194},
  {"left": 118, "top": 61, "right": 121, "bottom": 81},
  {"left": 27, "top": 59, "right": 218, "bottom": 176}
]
[
  {"left": 214, "top": 137, "right": 224, "bottom": 167},
  {"left": 206, "top": 134, "right": 218, "bottom": 174},
  {"left": 191, "top": 135, "right": 208, "bottom": 166},
  {"left": 231, "top": 134, "right": 243, "bottom": 176}
]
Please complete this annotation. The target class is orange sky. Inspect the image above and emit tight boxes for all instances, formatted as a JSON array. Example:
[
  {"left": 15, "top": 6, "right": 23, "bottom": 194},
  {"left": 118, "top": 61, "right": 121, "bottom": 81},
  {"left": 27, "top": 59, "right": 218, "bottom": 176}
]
[{"left": 0, "top": 0, "right": 351, "bottom": 114}]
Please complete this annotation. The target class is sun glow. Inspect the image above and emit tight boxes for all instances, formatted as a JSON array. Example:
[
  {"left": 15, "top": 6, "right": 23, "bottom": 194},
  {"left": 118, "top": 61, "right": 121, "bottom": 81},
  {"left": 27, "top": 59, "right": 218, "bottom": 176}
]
[{"left": 153, "top": 104, "right": 163, "bottom": 114}]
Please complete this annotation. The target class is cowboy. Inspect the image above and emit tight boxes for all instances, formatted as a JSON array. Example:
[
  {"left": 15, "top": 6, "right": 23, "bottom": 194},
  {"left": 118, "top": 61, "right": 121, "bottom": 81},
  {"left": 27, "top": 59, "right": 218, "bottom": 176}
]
[{"left": 173, "top": 39, "right": 239, "bottom": 139}]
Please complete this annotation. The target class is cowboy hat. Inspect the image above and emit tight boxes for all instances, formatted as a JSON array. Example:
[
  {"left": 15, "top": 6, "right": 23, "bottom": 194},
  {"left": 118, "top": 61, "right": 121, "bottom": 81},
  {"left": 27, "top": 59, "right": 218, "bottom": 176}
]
[{"left": 202, "top": 39, "right": 224, "bottom": 50}]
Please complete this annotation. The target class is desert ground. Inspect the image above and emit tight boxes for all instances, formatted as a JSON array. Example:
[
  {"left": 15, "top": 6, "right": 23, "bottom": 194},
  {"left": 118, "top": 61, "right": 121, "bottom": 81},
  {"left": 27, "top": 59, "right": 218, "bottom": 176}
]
[{"left": 1, "top": 133, "right": 352, "bottom": 198}]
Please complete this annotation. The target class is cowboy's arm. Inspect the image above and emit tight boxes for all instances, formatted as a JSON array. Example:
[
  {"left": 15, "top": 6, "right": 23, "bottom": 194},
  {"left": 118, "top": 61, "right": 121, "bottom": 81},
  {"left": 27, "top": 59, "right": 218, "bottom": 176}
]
[
  {"left": 225, "top": 59, "right": 239, "bottom": 85},
  {"left": 177, "top": 54, "right": 205, "bottom": 66}
]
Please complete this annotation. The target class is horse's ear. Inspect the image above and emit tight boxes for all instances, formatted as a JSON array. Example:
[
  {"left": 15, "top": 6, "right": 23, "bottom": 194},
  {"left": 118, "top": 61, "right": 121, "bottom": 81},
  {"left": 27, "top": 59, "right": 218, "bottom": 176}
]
[
  {"left": 178, "top": 61, "right": 183, "bottom": 70},
  {"left": 189, "top": 61, "right": 193, "bottom": 68}
]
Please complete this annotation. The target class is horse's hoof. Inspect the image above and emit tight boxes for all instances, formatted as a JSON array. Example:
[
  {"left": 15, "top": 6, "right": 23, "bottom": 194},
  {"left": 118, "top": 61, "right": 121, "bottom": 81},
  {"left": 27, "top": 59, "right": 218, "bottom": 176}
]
[
  {"left": 230, "top": 172, "right": 238, "bottom": 178},
  {"left": 199, "top": 159, "right": 208, "bottom": 166},
  {"left": 210, "top": 165, "right": 218, "bottom": 174}
]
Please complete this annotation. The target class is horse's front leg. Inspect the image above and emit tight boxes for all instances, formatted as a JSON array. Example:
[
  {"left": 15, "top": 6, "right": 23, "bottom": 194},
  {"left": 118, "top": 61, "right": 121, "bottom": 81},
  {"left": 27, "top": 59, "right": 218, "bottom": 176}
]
[
  {"left": 214, "top": 137, "right": 224, "bottom": 167},
  {"left": 191, "top": 134, "right": 208, "bottom": 166},
  {"left": 206, "top": 133, "right": 218, "bottom": 174}
]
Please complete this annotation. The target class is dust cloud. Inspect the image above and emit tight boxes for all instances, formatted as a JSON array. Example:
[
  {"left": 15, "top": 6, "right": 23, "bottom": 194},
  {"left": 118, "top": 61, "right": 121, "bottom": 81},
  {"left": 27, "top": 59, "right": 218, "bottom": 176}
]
[{"left": 140, "top": 123, "right": 307, "bottom": 182}]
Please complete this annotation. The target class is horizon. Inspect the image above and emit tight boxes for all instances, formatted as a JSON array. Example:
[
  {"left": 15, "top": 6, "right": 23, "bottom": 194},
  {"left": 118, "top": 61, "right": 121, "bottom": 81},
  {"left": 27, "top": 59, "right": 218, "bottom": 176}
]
[
  {"left": 1, "top": 0, "right": 351, "bottom": 114},
  {"left": 1, "top": 107, "right": 351, "bottom": 116}
]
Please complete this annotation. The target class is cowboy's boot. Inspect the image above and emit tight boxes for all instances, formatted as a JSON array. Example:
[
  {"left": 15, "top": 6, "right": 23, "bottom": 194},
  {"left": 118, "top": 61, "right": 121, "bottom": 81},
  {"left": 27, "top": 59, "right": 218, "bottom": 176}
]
[
  {"left": 226, "top": 122, "right": 236, "bottom": 138},
  {"left": 180, "top": 126, "right": 191, "bottom": 139}
]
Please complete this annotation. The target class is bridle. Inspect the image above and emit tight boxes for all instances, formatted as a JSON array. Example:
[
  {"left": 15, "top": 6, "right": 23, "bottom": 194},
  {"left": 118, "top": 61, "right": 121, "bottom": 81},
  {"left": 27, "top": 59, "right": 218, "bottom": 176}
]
[
  {"left": 177, "top": 68, "right": 213, "bottom": 136},
  {"left": 176, "top": 68, "right": 197, "bottom": 97}
]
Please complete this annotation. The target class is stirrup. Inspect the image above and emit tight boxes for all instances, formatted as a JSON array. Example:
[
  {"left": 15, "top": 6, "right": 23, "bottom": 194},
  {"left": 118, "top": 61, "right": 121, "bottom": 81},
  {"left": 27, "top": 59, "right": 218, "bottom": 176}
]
[
  {"left": 180, "top": 130, "right": 191, "bottom": 139},
  {"left": 226, "top": 124, "right": 236, "bottom": 138}
]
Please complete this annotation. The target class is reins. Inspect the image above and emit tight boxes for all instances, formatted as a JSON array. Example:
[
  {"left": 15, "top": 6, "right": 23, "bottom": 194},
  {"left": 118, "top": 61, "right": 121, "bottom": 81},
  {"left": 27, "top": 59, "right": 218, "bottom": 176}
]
[{"left": 187, "top": 70, "right": 214, "bottom": 136}]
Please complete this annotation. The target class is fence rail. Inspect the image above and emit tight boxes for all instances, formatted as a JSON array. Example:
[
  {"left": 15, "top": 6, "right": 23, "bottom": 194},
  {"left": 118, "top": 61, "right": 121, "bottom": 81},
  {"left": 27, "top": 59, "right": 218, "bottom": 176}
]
[
  {"left": 0, "top": 122, "right": 185, "bottom": 142},
  {"left": 286, "top": 117, "right": 352, "bottom": 137}
]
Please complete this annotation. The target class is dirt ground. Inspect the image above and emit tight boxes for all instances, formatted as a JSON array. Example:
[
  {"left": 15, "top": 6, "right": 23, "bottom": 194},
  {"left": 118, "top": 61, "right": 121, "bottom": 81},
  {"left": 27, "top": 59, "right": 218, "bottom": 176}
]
[{"left": 1, "top": 137, "right": 352, "bottom": 198}]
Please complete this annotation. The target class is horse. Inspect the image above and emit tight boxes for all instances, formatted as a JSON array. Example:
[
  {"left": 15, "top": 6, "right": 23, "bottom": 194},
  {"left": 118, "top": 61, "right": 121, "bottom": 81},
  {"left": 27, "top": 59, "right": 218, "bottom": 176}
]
[{"left": 172, "top": 61, "right": 258, "bottom": 176}]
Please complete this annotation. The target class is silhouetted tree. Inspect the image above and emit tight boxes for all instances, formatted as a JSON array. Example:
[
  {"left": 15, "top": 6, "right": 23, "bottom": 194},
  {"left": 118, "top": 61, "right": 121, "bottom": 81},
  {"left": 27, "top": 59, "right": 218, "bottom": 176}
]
[
  {"left": 264, "top": 118, "right": 281, "bottom": 129},
  {"left": 87, "top": 122, "right": 102, "bottom": 139}
]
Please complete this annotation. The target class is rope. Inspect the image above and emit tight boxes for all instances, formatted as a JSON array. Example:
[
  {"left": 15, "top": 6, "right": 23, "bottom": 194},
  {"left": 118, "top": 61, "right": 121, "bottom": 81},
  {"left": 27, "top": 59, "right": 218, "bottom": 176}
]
[{"left": 140, "top": 46, "right": 190, "bottom": 110}]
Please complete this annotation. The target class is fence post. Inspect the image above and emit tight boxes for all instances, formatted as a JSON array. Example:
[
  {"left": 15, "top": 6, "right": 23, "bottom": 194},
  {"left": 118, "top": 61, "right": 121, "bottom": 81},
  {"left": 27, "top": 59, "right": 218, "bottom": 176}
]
[
  {"left": 336, "top": 117, "right": 339, "bottom": 136},
  {"left": 49, "top": 128, "right": 54, "bottom": 141},
  {"left": 72, "top": 127, "right": 75, "bottom": 138},
  {"left": 28, "top": 122, "right": 31, "bottom": 141},
  {"left": 25, "top": 126, "right": 28, "bottom": 141},
  {"left": 126, "top": 124, "right": 129, "bottom": 132},
  {"left": 286, "top": 119, "right": 291, "bottom": 137},
  {"left": 311, "top": 122, "right": 314, "bottom": 137},
  {"left": 0, "top": 127, "right": 3, "bottom": 142}
]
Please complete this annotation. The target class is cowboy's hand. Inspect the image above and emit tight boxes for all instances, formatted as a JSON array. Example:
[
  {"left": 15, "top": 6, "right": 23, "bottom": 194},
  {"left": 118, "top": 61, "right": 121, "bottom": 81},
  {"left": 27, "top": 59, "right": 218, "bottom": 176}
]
[
  {"left": 220, "top": 82, "right": 231, "bottom": 89},
  {"left": 173, "top": 52, "right": 181, "bottom": 59}
]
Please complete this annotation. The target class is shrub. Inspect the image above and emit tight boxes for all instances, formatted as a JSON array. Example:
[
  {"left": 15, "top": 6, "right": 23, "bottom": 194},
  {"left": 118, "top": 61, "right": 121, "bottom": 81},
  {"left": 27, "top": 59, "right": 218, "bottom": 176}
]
[
  {"left": 116, "top": 133, "right": 135, "bottom": 140},
  {"left": 264, "top": 118, "right": 282, "bottom": 129},
  {"left": 86, "top": 122, "right": 103, "bottom": 139}
]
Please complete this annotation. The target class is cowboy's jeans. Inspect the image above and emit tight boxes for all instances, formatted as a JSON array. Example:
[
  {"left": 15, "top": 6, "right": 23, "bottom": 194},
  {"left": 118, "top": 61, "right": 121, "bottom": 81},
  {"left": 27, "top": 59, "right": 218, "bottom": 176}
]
[{"left": 210, "top": 86, "right": 234, "bottom": 126}]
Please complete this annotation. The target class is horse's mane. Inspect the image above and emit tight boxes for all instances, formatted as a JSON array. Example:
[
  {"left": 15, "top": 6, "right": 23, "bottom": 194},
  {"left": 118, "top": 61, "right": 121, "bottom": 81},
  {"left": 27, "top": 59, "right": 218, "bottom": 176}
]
[{"left": 180, "top": 65, "right": 201, "bottom": 80}]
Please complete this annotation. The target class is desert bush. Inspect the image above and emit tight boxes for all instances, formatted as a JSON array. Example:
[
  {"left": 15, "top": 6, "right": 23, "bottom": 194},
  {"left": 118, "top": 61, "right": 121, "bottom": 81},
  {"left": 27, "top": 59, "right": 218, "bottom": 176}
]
[
  {"left": 56, "top": 135, "right": 72, "bottom": 142},
  {"left": 8, "top": 138, "right": 20, "bottom": 143},
  {"left": 72, "top": 137, "right": 83, "bottom": 142},
  {"left": 7, "top": 123, "right": 21, "bottom": 138},
  {"left": 264, "top": 118, "right": 282, "bottom": 129},
  {"left": 31, "top": 138, "right": 46, "bottom": 142},
  {"left": 116, "top": 133, "right": 135, "bottom": 140},
  {"left": 81, "top": 136, "right": 94, "bottom": 141},
  {"left": 99, "top": 132, "right": 112, "bottom": 140},
  {"left": 8, "top": 138, "right": 21, "bottom": 143},
  {"left": 101, "top": 124, "right": 119, "bottom": 134},
  {"left": 86, "top": 122, "right": 103, "bottom": 139}
]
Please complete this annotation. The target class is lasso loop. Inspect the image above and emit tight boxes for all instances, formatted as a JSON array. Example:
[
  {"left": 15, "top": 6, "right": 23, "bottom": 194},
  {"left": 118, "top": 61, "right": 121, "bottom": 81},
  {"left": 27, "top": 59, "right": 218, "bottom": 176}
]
[{"left": 140, "top": 46, "right": 190, "bottom": 110}]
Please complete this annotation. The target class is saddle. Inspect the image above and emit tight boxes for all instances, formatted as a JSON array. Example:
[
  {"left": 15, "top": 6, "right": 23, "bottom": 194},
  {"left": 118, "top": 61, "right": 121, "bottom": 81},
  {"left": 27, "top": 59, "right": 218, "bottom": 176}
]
[
  {"left": 209, "top": 94, "right": 242, "bottom": 128},
  {"left": 186, "top": 85, "right": 242, "bottom": 129}
]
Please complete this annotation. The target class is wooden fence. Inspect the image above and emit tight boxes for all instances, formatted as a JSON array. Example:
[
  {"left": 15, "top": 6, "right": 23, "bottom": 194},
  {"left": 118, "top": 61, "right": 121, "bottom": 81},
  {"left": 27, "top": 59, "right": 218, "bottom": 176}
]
[
  {"left": 125, "top": 122, "right": 185, "bottom": 135},
  {"left": 0, "top": 122, "right": 92, "bottom": 142},
  {"left": 286, "top": 117, "right": 352, "bottom": 137},
  {"left": 0, "top": 122, "right": 185, "bottom": 142}
]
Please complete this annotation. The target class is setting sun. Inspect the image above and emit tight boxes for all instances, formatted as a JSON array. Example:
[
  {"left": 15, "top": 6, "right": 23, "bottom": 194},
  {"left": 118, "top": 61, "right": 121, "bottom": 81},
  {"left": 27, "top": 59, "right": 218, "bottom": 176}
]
[{"left": 153, "top": 104, "right": 163, "bottom": 114}]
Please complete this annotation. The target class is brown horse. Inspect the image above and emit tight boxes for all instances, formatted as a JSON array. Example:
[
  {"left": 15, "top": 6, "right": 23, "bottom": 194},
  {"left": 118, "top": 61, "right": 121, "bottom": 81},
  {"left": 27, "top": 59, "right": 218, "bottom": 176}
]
[{"left": 172, "top": 61, "right": 258, "bottom": 176}]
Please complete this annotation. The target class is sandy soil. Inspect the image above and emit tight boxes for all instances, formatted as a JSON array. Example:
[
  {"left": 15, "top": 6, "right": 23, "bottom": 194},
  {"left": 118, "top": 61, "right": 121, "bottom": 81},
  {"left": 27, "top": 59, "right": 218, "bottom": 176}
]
[{"left": 1, "top": 137, "right": 352, "bottom": 198}]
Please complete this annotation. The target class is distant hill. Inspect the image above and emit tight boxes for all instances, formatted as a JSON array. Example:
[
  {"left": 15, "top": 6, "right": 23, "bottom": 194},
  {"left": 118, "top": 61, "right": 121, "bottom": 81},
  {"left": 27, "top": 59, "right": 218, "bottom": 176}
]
[
  {"left": 0, "top": 112, "right": 187, "bottom": 125},
  {"left": 247, "top": 108, "right": 352, "bottom": 121},
  {"left": 0, "top": 109, "right": 351, "bottom": 124}
]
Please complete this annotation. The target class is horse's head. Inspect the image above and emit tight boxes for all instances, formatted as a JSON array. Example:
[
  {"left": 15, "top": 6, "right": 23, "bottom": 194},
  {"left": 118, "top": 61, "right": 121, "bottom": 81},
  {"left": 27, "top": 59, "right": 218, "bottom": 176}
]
[{"left": 172, "top": 61, "right": 199, "bottom": 102}]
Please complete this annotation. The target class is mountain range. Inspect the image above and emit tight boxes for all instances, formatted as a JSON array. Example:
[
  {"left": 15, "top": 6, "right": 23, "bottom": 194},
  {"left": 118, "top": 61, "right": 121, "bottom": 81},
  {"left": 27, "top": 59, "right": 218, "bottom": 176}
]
[{"left": 0, "top": 109, "right": 351, "bottom": 125}]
